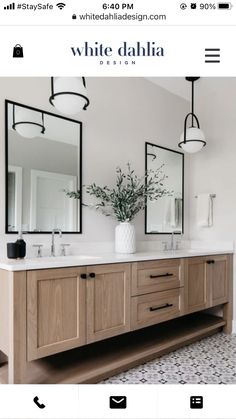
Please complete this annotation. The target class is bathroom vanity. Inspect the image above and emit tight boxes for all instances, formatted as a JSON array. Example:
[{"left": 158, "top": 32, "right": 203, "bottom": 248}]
[{"left": 0, "top": 250, "right": 233, "bottom": 384}]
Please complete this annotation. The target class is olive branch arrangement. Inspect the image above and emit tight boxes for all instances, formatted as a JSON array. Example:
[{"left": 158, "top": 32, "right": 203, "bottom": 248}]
[{"left": 65, "top": 163, "right": 171, "bottom": 222}]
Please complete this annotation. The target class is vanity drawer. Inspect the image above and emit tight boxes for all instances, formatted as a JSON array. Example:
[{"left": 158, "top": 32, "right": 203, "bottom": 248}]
[
  {"left": 131, "top": 288, "right": 184, "bottom": 330},
  {"left": 131, "top": 259, "right": 184, "bottom": 296}
]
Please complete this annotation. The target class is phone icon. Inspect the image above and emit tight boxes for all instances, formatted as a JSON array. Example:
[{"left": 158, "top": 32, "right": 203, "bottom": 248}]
[{"left": 33, "top": 396, "right": 46, "bottom": 409}]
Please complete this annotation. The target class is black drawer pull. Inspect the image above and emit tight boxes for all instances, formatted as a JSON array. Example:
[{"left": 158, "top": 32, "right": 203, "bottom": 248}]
[
  {"left": 80, "top": 273, "right": 87, "bottom": 279},
  {"left": 206, "top": 260, "right": 215, "bottom": 264},
  {"left": 150, "top": 273, "right": 174, "bottom": 279},
  {"left": 89, "top": 272, "right": 96, "bottom": 278},
  {"left": 149, "top": 303, "right": 173, "bottom": 312}
]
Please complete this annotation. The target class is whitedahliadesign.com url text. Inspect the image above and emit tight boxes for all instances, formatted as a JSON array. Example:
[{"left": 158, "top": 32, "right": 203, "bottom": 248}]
[{"left": 78, "top": 13, "right": 167, "bottom": 22}]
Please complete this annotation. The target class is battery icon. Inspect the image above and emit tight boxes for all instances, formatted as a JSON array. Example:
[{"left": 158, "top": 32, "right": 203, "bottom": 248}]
[{"left": 218, "top": 2, "right": 233, "bottom": 8}]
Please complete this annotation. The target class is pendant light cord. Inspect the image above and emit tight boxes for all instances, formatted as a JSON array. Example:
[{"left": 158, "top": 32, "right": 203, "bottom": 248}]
[{"left": 191, "top": 80, "right": 194, "bottom": 127}]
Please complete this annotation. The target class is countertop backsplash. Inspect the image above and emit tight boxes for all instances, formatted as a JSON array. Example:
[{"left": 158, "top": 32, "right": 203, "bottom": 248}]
[{"left": 0, "top": 236, "right": 234, "bottom": 259}]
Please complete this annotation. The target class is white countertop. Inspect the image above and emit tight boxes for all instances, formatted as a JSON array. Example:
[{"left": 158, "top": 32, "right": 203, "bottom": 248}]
[{"left": 0, "top": 248, "right": 233, "bottom": 271}]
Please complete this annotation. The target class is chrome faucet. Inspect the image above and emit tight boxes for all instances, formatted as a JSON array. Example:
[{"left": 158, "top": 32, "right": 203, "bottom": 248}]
[{"left": 51, "top": 229, "right": 62, "bottom": 257}]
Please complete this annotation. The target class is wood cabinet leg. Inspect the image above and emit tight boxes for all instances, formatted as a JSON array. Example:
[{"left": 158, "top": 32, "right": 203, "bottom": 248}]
[
  {"left": 223, "top": 254, "right": 233, "bottom": 334},
  {"left": 8, "top": 272, "right": 27, "bottom": 384},
  {"left": 223, "top": 303, "right": 232, "bottom": 334}
]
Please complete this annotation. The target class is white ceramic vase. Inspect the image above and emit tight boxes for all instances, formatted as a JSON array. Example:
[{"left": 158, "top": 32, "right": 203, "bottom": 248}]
[{"left": 115, "top": 222, "right": 136, "bottom": 254}]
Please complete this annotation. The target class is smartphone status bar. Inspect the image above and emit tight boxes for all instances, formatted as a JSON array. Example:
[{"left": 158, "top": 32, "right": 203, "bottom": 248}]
[{"left": 0, "top": 0, "right": 235, "bottom": 26}]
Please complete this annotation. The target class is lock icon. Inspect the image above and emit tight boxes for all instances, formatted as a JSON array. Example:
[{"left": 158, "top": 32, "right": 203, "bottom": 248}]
[
  {"left": 72, "top": 14, "right": 77, "bottom": 19},
  {"left": 13, "top": 44, "right": 24, "bottom": 58}
]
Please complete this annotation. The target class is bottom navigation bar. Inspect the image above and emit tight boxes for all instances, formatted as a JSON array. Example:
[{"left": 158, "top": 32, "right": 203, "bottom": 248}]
[{"left": 0, "top": 384, "right": 235, "bottom": 418}]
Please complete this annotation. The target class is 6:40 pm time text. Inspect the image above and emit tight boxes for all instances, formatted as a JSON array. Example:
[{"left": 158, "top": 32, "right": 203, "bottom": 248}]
[{"left": 102, "top": 3, "right": 134, "bottom": 10}]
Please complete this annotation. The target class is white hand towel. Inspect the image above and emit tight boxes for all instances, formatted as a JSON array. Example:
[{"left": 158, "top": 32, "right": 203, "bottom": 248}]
[{"left": 197, "top": 194, "right": 213, "bottom": 227}]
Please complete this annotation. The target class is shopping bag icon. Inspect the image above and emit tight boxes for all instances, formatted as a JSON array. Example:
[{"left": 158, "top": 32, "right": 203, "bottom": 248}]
[{"left": 13, "top": 44, "right": 24, "bottom": 58}]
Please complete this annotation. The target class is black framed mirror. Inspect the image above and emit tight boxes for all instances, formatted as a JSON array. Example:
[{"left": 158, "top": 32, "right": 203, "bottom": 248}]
[
  {"left": 5, "top": 100, "right": 82, "bottom": 234},
  {"left": 145, "top": 142, "right": 184, "bottom": 234}
]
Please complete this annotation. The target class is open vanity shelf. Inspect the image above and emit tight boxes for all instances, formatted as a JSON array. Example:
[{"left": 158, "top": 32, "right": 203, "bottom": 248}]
[
  {"left": 0, "top": 312, "right": 226, "bottom": 384},
  {"left": 0, "top": 253, "right": 233, "bottom": 384}
]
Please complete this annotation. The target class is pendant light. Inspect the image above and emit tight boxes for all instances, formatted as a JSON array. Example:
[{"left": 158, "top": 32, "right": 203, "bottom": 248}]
[
  {"left": 178, "top": 77, "right": 206, "bottom": 153},
  {"left": 12, "top": 104, "right": 45, "bottom": 139},
  {"left": 49, "top": 77, "right": 90, "bottom": 115}
]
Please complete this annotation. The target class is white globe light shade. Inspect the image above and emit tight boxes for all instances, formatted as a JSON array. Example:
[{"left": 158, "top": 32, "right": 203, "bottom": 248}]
[
  {"left": 179, "top": 127, "right": 206, "bottom": 153},
  {"left": 16, "top": 124, "right": 42, "bottom": 139},
  {"left": 52, "top": 77, "right": 88, "bottom": 115},
  {"left": 14, "top": 108, "right": 44, "bottom": 139}
]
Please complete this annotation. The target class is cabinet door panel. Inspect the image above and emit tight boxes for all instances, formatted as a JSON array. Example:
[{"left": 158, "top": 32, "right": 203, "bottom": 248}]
[
  {"left": 210, "top": 255, "right": 229, "bottom": 306},
  {"left": 86, "top": 264, "right": 131, "bottom": 343},
  {"left": 37, "top": 277, "right": 78, "bottom": 347},
  {"left": 185, "top": 257, "right": 210, "bottom": 314},
  {"left": 27, "top": 267, "right": 86, "bottom": 361}
]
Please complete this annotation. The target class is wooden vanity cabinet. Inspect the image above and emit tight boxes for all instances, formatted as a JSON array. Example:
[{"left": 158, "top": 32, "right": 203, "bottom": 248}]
[
  {"left": 27, "top": 263, "right": 131, "bottom": 360},
  {"left": 184, "top": 254, "right": 229, "bottom": 314},
  {"left": 0, "top": 253, "right": 232, "bottom": 384},
  {"left": 26, "top": 255, "right": 231, "bottom": 361}
]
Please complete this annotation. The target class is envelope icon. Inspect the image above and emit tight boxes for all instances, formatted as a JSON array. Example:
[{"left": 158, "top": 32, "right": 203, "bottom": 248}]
[{"left": 109, "top": 396, "right": 127, "bottom": 409}]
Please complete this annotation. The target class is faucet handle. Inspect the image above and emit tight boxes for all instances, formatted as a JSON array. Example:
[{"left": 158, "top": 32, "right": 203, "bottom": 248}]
[
  {"left": 60, "top": 243, "right": 71, "bottom": 256},
  {"left": 33, "top": 244, "right": 43, "bottom": 257}
]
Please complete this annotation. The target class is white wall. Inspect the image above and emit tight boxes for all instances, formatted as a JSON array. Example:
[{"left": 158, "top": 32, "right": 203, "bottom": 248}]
[
  {"left": 0, "top": 77, "right": 189, "bottom": 254},
  {"left": 188, "top": 77, "right": 236, "bottom": 331}
]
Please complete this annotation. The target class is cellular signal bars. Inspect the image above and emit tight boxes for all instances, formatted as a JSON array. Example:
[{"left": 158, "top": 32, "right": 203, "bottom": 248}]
[{"left": 4, "top": 2, "right": 15, "bottom": 10}]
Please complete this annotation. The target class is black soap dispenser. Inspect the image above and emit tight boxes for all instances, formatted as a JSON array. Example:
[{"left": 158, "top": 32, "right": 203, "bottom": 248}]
[{"left": 16, "top": 230, "right": 26, "bottom": 259}]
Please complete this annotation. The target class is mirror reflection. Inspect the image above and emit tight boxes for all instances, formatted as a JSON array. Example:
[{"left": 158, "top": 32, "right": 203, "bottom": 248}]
[
  {"left": 6, "top": 101, "right": 82, "bottom": 233},
  {"left": 145, "top": 142, "right": 184, "bottom": 234}
]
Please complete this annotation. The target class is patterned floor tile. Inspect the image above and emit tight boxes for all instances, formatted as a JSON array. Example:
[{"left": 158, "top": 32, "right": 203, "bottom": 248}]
[{"left": 101, "top": 332, "right": 236, "bottom": 384}]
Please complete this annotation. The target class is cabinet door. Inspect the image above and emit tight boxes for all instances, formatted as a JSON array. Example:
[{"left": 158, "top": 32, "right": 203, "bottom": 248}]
[
  {"left": 208, "top": 255, "right": 229, "bottom": 306},
  {"left": 184, "top": 257, "right": 210, "bottom": 314},
  {"left": 86, "top": 263, "right": 131, "bottom": 343},
  {"left": 27, "top": 267, "right": 86, "bottom": 361}
]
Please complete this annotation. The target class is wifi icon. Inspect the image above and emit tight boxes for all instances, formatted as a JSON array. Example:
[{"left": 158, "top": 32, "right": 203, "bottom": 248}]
[{"left": 56, "top": 2, "right": 66, "bottom": 9}]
